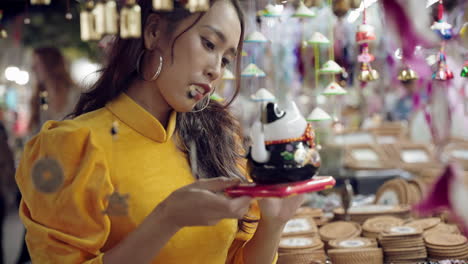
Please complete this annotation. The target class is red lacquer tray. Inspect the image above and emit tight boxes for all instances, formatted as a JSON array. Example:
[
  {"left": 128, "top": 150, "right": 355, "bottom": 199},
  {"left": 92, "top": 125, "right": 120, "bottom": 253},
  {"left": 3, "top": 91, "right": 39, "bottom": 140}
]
[{"left": 225, "top": 176, "right": 336, "bottom": 198}]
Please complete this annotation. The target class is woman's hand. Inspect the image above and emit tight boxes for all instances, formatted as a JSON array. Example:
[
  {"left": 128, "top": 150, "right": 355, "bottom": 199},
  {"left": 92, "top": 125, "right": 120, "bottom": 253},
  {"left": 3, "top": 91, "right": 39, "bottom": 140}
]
[
  {"left": 257, "top": 194, "right": 305, "bottom": 226},
  {"left": 155, "top": 177, "right": 253, "bottom": 229}
]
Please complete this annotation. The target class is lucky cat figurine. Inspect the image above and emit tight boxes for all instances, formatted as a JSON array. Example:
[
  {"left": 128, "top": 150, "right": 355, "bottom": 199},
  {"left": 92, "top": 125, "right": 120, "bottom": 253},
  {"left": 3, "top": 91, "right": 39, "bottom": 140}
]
[{"left": 248, "top": 101, "right": 321, "bottom": 184}]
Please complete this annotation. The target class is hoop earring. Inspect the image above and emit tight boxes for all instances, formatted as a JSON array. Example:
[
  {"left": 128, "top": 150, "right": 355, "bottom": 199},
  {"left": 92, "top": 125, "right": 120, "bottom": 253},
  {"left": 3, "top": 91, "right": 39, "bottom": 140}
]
[
  {"left": 190, "top": 87, "right": 215, "bottom": 113},
  {"left": 136, "top": 49, "right": 163, "bottom": 81}
]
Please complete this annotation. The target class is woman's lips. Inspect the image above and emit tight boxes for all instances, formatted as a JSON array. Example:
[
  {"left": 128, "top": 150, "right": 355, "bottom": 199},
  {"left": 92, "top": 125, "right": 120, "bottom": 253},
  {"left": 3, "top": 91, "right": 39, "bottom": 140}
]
[{"left": 188, "top": 85, "right": 206, "bottom": 101}]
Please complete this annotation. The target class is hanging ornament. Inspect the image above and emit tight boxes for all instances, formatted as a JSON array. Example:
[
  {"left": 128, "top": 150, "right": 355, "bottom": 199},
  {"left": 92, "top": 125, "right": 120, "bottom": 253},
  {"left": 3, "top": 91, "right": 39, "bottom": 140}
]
[
  {"left": 31, "top": 157, "right": 65, "bottom": 193},
  {"left": 306, "top": 0, "right": 323, "bottom": 7},
  {"left": 293, "top": 0, "right": 316, "bottom": 18},
  {"left": 432, "top": 52, "right": 453, "bottom": 81},
  {"left": 259, "top": 4, "right": 284, "bottom": 17},
  {"left": 153, "top": 0, "right": 174, "bottom": 11},
  {"left": 185, "top": 0, "right": 209, "bottom": 13},
  {"left": 120, "top": 0, "right": 141, "bottom": 39},
  {"left": 250, "top": 88, "right": 276, "bottom": 102},
  {"left": 322, "top": 81, "right": 347, "bottom": 95},
  {"left": 319, "top": 60, "right": 343, "bottom": 74},
  {"left": 356, "top": 24, "right": 376, "bottom": 44},
  {"left": 65, "top": 0, "right": 73, "bottom": 20},
  {"left": 93, "top": 1, "right": 106, "bottom": 37},
  {"left": 307, "top": 107, "right": 332, "bottom": 122},
  {"left": 104, "top": 0, "right": 118, "bottom": 35},
  {"left": 307, "top": 32, "right": 330, "bottom": 45},
  {"left": 431, "top": 21, "right": 453, "bottom": 40},
  {"left": 241, "top": 63, "right": 266, "bottom": 78},
  {"left": 332, "top": 0, "right": 350, "bottom": 18},
  {"left": 398, "top": 66, "right": 419, "bottom": 82},
  {"left": 358, "top": 62, "right": 379, "bottom": 82},
  {"left": 30, "top": 0, "right": 51, "bottom": 5},
  {"left": 80, "top": 1, "right": 100, "bottom": 41},
  {"left": 244, "top": 31, "right": 269, "bottom": 43},
  {"left": 460, "top": 61, "right": 468, "bottom": 78},
  {"left": 222, "top": 69, "right": 235, "bottom": 80}
]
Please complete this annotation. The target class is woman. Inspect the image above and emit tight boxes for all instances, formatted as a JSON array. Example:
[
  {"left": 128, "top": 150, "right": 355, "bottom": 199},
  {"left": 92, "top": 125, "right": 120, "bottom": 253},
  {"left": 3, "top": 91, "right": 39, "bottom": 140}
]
[
  {"left": 29, "top": 46, "right": 79, "bottom": 134},
  {"left": 16, "top": 1, "right": 305, "bottom": 263}
]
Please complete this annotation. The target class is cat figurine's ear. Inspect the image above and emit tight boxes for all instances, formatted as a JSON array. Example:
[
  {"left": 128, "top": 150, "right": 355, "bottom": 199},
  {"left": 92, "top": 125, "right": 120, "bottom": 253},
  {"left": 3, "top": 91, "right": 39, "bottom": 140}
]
[{"left": 261, "top": 102, "right": 286, "bottom": 124}]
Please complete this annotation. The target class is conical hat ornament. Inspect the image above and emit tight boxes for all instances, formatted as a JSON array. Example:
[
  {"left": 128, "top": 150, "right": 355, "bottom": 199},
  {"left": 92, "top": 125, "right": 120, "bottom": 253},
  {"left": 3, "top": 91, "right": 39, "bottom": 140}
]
[
  {"left": 293, "top": 1, "right": 316, "bottom": 18},
  {"left": 307, "top": 107, "right": 332, "bottom": 121},
  {"left": 250, "top": 88, "right": 276, "bottom": 102},
  {"left": 461, "top": 61, "right": 468, "bottom": 78},
  {"left": 259, "top": 4, "right": 283, "bottom": 17},
  {"left": 244, "top": 31, "right": 269, "bottom": 43},
  {"left": 322, "top": 82, "right": 347, "bottom": 96},
  {"left": 222, "top": 69, "right": 235, "bottom": 80},
  {"left": 242, "top": 63, "right": 266, "bottom": 77},
  {"left": 307, "top": 32, "right": 330, "bottom": 45},
  {"left": 319, "top": 60, "right": 343, "bottom": 74}
]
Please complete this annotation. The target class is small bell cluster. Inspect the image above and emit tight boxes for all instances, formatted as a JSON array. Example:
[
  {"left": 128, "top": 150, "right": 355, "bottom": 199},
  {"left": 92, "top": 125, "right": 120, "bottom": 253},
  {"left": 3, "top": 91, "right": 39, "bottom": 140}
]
[
  {"left": 80, "top": 0, "right": 210, "bottom": 42},
  {"left": 433, "top": 52, "right": 453, "bottom": 81},
  {"left": 397, "top": 66, "right": 418, "bottom": 83},
  {"left": 460, "top": 61, "right": 468, "bottom": 78}
]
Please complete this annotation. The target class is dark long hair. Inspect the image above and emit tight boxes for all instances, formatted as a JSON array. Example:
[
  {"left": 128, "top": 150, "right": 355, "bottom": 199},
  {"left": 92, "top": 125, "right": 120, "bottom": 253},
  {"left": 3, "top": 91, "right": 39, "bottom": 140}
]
[
  {"left": 30, "top": 47, "right": 74, "bottom": 132},
  {"left": 70, "top": 1, "right": 257, "bottom": 230}
]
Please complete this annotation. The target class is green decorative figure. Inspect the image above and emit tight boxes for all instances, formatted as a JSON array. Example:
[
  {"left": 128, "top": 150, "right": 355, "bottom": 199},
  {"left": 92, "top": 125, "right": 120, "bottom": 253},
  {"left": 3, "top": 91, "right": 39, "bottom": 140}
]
[{"left": 280, "top": 151, "right": 294, "bottom": 161}]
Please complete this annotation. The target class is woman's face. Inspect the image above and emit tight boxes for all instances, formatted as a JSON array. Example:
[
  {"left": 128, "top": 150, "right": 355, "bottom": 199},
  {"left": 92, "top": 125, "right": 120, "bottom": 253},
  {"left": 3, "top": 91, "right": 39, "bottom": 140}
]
[{"left": 152, "top": 0, "right": 241, "bottom": 112}]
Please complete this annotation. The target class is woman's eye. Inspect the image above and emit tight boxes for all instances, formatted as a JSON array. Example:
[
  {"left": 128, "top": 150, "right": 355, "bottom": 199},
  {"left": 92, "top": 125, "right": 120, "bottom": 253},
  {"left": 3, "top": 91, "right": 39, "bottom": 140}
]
[
  {"left": 222, "top": 58, "right": 231, "bottom": 67},
  {"left": 202, "top": 37, "right": 215, "bottom": 51}
]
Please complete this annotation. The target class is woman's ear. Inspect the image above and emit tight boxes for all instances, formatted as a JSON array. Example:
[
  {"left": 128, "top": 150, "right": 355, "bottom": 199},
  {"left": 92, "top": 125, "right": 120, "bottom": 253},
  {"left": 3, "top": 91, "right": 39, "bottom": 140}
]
[{"left": 143, "top": 14, "right": 166, "bottom": 50}]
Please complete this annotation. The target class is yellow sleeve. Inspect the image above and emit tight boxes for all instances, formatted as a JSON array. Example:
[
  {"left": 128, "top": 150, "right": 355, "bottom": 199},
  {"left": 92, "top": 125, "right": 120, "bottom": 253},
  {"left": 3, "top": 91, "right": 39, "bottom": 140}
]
[
  {"left": 16, "top": 121, "right": 113, "bottom": 264},
  {"left": 226, "top": 202, "right": 278, "bottom": 264}
]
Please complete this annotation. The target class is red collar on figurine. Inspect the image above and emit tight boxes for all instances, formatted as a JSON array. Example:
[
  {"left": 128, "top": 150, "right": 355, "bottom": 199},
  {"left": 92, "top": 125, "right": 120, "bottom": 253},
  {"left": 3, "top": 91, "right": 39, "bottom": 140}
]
[{"left": 265, "top": 123, "right": 315, "bottom": 147}]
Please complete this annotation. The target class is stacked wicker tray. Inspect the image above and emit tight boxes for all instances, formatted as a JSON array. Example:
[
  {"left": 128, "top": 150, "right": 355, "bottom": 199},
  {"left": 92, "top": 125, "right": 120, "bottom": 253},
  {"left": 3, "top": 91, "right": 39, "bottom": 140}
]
[
  {"left": 378, "top": 226, "right": 427, "bottom": 264},
  {"left": 424, "top": 233, "right": 468, "bottom": 261},
  {"left": 333, "top": 204, "right": 411, "bottom": 224}
]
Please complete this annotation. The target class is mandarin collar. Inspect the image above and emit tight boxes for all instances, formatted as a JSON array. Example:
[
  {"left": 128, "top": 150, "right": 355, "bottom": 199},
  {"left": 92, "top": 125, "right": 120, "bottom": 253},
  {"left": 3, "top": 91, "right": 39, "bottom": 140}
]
[{"left": 106, "top": 93, "right": 177, "bottom": 143}]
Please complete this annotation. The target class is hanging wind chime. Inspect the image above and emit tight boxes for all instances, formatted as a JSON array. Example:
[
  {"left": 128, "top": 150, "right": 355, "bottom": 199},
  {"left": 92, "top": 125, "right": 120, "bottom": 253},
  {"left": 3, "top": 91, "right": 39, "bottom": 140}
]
[
  {"left": 431, "top": 0, "right": 453, "bottom": 81},
  {"left": 356, "top": 1, "right": 378, "bottom": 83}
]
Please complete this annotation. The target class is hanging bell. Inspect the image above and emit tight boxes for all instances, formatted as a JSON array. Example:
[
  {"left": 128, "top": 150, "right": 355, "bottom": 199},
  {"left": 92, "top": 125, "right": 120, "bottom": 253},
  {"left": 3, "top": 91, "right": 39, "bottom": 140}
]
[
  {"left": 186, "top": 0, "right": 210, "bottom": 12},
  {"left": 461, "top": 63, "right": 468, "bottom": 77},
  {"left": 80, "top": 1, "right": 100, "bottom": 41},
  {"left": 92, "top": 1, "right": 106, "bottom": 37},
  {"left": 398, "top": 67, "right": 418, "bottom": 82},
  {"left": 104, "top": 0, "right": 118, "bottom": 35},
  {"left": 153, "top": 0, "right": 174, "bottom": 11},
  {"left": 120, "top": 0, "right": 142, "bottom": 39},
  {"left": 332, "top": 0, "right": 350, "bottom": 18},
  {"left": 30, "top": 0, "right": 51, "bottom": 5},
  {"left": 358, "top": 62, "right": 379, "bottom": 82}
]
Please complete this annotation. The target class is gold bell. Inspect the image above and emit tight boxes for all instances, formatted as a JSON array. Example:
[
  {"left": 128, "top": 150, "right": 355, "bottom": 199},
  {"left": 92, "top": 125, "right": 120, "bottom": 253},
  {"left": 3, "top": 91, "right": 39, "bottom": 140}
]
[
  {"left": 104, "top": 0, "right": 118, "bottom": 35},
  {"left": 398, "top": 68, "right": 418, "bottom": 82},
  {"left": 358, "top": 63, "right": 379, "bottom": 82},
  {"left": 120, "top": 0, "right": 142, "bottom": 39},
  {"left": 332, "top": 0, "right": 350, "bottom": 18},
  {"left": 30, "top": 0, "right": 51, "bottom": 5},
  {"left": 186, "top": 0, "right": 210, "bottom": 13},
  {"left": 80, "top": 1, "right": 100, "bottom": 41},
  {"left": 153, "top": 0, "right": 174, "bottom": 11}
]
